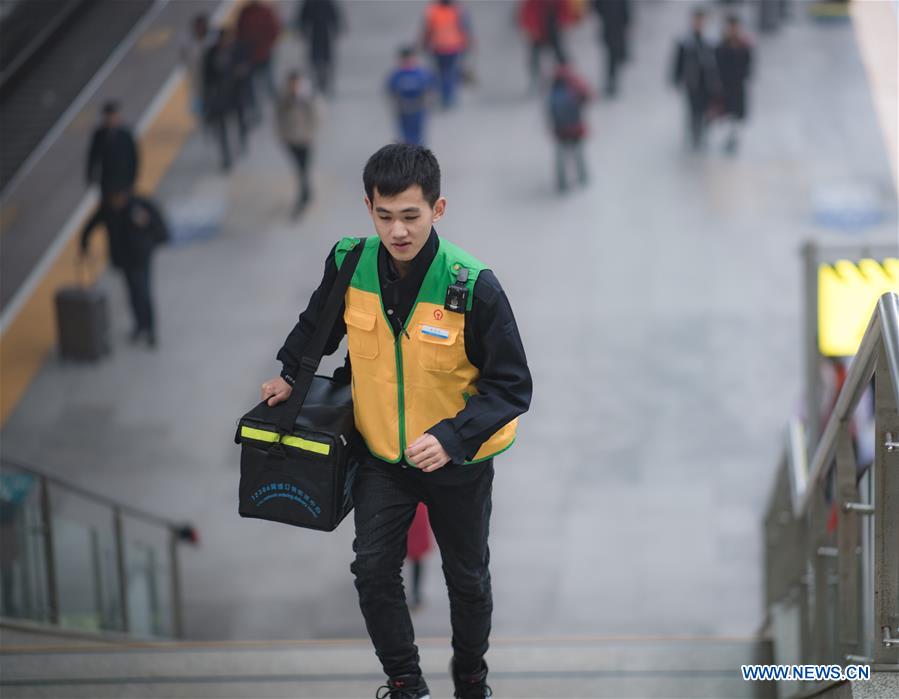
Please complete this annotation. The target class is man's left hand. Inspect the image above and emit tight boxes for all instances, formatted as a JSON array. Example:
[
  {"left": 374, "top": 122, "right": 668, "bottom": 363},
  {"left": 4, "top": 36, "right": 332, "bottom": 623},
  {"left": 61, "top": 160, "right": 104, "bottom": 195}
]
[{"left": 405, "top": 434, "right": 450, "bottom": 473}]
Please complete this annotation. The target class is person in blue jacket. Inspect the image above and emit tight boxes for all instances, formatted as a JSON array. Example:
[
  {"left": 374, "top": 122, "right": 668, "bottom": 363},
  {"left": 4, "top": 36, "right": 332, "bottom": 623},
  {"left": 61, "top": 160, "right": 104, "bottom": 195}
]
[{"left": 386, "top": 46, "right": 437, "bottom": 147}]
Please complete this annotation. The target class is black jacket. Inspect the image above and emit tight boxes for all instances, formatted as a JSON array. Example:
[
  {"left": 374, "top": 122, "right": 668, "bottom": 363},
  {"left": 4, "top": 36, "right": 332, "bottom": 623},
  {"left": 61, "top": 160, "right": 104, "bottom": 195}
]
[
  {"left": 79, "top": 195, "right": 168, "bottom": 269},
  {"left": 203, "top": 40, "right": 251, "bottom": 118},
  {"left": 277, "top": 231, "right": 532, "bottom": 466},
  {"left": 593, "top": 0, "right": 630, "bottom": 53},
  {"left": 86, "top": 126, "right": 139, "bottom": 193},
  {"left": 715, "top": 39, "right": 752, "bottom": 119},
  {"left": 295, "top": 0, "right": 342, "bottom": 61},
  {"left": 671, "top": 32, "right": 720, "bottom": 103}
]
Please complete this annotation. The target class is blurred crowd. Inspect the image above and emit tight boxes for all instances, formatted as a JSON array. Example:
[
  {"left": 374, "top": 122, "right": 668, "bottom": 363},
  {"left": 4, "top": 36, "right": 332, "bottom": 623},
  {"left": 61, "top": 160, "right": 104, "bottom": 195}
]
[{"left": 79, "top": 0, "right": 773, "bottom": 349}]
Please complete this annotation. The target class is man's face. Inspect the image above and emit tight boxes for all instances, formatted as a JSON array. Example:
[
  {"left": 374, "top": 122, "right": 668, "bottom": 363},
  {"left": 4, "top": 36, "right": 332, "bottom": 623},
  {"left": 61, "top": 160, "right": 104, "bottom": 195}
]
[
  {"left": 365, "top": 185, "right": 445, "bottom": 264},
  {"left": 692, "top": 14, "right": 705, "bottom": 33}
]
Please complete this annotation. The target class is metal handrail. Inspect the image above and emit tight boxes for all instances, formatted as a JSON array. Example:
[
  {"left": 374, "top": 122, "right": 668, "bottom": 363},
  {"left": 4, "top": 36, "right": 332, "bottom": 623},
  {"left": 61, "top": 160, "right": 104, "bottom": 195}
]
[
  {"left": 0, "top": 456, "right": 193, "bottom": 638},
  {"left": 798, "top": 292, "right": 899, "bottom": 516},
  {"left": 786, "top": 419, "right": 808, "bottom": 516},
  {"left": 0, "top": 457, "right": 186, "bottom": 531}
]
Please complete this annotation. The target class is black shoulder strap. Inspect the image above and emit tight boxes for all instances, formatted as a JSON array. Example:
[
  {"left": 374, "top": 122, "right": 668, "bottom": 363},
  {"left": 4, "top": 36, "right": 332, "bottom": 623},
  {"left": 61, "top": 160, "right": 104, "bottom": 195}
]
[{"left": 277, "top": 239, "right": 365, "bottom": 434}]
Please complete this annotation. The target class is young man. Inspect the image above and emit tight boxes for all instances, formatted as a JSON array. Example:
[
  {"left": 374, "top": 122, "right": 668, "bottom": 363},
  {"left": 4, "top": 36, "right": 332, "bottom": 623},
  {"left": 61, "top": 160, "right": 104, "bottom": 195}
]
[
  {"left": 85, "top": 101, "right": 139, "bottom": 197},
  {"left": 670, "top": 7, "right": 720, "bottom": 151},
  {"left": 276, "top": 69, "right": 319, "bottom": 218},
  {"left": 79, "top": 188, "right": 169, "bottom": 348},
  {"left": 261, "top": 144, "right": 532, "bottom": 698}
]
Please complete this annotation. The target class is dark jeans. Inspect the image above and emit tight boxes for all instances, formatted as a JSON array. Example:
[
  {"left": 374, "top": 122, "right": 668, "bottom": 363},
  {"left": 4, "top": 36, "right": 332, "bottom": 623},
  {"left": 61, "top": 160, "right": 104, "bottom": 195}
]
[
  {"left": 433, "top": 52, "right": 461, "bottom": 107},
  {"left": 122, "top": 259, "right": 154, "bottom": 333},
  {"left": 555, "top": 136, "right": 587, "bottom": 191},
  {"left": 286, "top": 143, "right": 312, "bottom": 209},
  {"left": 310, "top": 54, "right": 334, "bottom": 96},
  {"left": 528, "top": 34, "right": 567, "bottom": 88},
  {"left": 686, "top": 94, "right": 709, "bottom": 150},
  {"left": 351, "top": 456, "right": 494, "bottom": 679},
  {"left": 398, "top": 111, "right": 426, "bottom": 146},
  {"left": 211, "top": 107, "right": 247, "bottom": 170},
  {"left": 603, "top": 40, "right": 625, "bottom": 95}
]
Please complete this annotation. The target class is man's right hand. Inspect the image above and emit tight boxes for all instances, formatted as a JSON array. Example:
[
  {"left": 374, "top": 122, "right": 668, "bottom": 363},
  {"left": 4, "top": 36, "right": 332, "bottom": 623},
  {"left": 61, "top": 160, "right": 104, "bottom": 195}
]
[{"left": 261, "top": 376, "right": 292, "bottom": 406}]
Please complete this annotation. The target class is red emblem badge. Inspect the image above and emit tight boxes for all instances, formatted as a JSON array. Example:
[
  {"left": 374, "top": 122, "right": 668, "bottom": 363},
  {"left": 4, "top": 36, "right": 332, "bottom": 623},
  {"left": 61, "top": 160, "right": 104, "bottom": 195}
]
[{"left": 433, "top": 309, "right": 444, "bottom": 321}]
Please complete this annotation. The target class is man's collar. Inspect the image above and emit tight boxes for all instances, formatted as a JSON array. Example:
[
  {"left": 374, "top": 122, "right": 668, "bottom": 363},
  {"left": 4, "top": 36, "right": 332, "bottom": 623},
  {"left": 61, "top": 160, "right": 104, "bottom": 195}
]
[{"left": 379, "top": 228, "right": 439, "bottom": 283}]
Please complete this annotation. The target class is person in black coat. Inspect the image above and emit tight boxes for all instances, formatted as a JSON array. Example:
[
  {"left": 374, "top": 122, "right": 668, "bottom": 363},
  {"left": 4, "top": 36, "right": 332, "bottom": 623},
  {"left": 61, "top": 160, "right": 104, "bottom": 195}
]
[
  {"left": 79, "top": 189, "right": 169, "bottom": 348},
  {"left": 715, "top": 14, "right": 753, "bottom": 154},
  {"left": 670, "top": 8, "right": 720, "bottom": 150},
  {"left": 592, "top": 0, "right": 630, "bottom": 97},
  {"left": 86, "top": 102, "right": 139, "bottom": 196},
  {"left": 294, "top": 0, "right": 343, "bottom": 96},
  {"left": 203, "top": 27, "right": 252, "bottom": 171}
]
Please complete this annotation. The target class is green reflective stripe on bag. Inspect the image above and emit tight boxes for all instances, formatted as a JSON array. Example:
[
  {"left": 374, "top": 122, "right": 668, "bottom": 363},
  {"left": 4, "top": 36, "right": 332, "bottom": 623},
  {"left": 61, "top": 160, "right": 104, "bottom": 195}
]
[
  {"left": 240, "top": 426, "right": 331, "bottom": 456},
  {"left": 241, "top": 426, "right": 278, "bottom": 443},
  {"left": 282, "top": 435, "right": 330, "bottom": 455}
]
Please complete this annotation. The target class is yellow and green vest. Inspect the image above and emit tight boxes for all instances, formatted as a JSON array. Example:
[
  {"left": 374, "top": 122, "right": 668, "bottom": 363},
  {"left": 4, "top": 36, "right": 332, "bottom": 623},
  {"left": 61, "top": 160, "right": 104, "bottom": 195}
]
[{"left": 335, "top": 236, "right": 518, "bottom": 464}]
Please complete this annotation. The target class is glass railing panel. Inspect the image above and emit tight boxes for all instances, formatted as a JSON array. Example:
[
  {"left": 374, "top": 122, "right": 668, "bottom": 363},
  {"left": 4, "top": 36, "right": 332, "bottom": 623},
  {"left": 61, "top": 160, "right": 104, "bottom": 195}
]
[
  {"left": 0, "top": 465, "right": 50, "bottom": 623},
  {"left": 121, "top": 514, "right": 173, "bottom": 638},
  {"left": 46, "top": 483, "right": 123, "bottom": 632}
]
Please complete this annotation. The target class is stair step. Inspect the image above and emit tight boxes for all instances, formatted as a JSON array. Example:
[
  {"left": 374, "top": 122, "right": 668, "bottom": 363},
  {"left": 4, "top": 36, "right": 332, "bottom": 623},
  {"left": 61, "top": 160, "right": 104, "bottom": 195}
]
[{"left": 0, "top": 637, "right": 775, "bottom": 698}]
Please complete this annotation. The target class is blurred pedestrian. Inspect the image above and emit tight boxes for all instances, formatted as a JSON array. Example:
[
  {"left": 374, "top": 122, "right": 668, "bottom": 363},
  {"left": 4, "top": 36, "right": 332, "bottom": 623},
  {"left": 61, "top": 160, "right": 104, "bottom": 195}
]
[
  {"left": 518, "top": 0, "right": 570, "bottom": 92},
  {"left": 181, "top": 13, "right": 213, "bottom": 118},
  {"left": 715, "top": 14, "right": 753, "bottom": 154},
  {"left": 236, "top": 0, "right": 282, "bottom": 119},
  {"left": 294, "top": 0, "right": 343, "bottom": 96},
  {"left": 592, "top": 0, "right": 630, "bottom": 97},
  {"left": 79, "top": 189, "right": 169, "bottom": 348},
  {"left": 670, "top": 8, "right": 720, "bottom": 150},
  {"left": 548, "top": 63, "right": 592, "bottom": 192},
  {"left": 203, "top": 28, "right": 251, "bottom": 171},
  {"left": 386, "top": 46, "right": 437, "bottom": 147},
  {"left": 406, "top": 503, "right": 433, "bottom": 611},
  {"left": 421, "top": 0, "right": 471, "bottom": 108},
  {"left": 85, "top": 101, "right": 139, "bottom": 197},
  {"left": 276, "top": 70, "right": 319, "bottom": 218}
]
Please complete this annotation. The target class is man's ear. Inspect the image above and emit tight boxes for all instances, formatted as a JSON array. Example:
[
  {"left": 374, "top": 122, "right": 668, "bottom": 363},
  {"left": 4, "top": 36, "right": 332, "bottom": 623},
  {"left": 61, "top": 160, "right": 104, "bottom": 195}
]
[
  {"left": 363, "top": 196, "right": 373, "bottom": 213},
  {"left": 432, "top": 197, "right": 447, "bottom": 222}
]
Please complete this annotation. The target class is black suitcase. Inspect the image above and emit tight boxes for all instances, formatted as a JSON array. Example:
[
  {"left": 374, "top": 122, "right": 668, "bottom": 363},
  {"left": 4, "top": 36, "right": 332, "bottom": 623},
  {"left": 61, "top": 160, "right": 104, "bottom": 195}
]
[{"left": 55, "top": 286, "right": 110, "bottom": 360}]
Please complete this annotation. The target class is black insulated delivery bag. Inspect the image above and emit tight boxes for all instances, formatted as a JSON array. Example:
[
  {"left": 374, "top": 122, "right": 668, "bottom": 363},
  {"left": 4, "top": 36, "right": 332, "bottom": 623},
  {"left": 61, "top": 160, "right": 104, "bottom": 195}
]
[
  {"left": 235, "top": 239, "right": 365, "bottom": 532},
  {"left": 236, "top": 376, "right": 360, "bottom": 531}
]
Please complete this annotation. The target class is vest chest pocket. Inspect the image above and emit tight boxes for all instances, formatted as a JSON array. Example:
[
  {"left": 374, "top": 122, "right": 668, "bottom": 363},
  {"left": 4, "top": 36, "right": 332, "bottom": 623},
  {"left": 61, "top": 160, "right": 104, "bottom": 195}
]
[
  {"left": 416, "top": 323, "right": 461, "bottom": 373},
  {"left": 344, "top": 307, "right": 379, "bottom": 360}
]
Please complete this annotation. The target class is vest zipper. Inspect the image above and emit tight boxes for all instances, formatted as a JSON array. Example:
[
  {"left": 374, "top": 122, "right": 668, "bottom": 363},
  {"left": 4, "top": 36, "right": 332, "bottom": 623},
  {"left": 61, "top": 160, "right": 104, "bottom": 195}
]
[{"left": 394, "top": 332, "right": 407, "bottom": 463}]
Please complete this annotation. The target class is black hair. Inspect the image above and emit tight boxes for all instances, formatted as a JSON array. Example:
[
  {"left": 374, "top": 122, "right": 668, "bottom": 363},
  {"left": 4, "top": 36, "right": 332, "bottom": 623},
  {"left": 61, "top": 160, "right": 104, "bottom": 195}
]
[
  {"left": 398, "top": 45, "right": 416, "bottom": 61},
  {"left": 363, "top": 144, "right": 441, "bottom": 207},
  {"left": 102, "top": 100, "right": 120, "bottom": 116},
  {"left": 726, "top": 13, "right": 741, "bottom": 25}
]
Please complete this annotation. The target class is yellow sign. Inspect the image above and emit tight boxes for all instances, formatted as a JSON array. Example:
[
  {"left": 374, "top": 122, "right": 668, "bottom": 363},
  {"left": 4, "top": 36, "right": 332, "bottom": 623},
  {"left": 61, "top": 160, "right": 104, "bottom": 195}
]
[{"left": 818, "top": 258, "right": 899, "bottom": 356}]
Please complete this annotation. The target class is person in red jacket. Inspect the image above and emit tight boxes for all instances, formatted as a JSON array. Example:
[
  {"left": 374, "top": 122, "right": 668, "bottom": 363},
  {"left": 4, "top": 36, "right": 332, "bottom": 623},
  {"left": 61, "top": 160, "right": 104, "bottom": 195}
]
[
  {"left": 406, "top": 503, "right": 433, "bottom": 610},
  {"left": 236, "top": 0, "right": 282, "bottom": 117},
  {"left": 518, "top": 0, "right": 573, "bottom": 92}
]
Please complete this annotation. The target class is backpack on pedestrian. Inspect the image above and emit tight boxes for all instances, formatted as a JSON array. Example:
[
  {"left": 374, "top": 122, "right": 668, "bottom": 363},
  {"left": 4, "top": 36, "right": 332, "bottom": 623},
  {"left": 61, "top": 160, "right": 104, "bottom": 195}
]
[{"left": 549, "top": 80, "right": 582, "bottom": 137}]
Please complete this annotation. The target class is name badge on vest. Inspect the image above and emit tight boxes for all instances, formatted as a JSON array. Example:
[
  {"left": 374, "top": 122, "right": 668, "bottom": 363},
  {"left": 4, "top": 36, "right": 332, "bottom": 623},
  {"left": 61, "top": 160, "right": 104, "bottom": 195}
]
[{"left": 421, "top": 325, "right": 450, "bottom": 339}]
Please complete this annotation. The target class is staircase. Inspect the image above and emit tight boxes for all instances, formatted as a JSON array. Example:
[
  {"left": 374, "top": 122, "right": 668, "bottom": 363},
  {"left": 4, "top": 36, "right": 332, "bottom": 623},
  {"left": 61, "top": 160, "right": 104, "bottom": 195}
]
[{"left": 0, "top": 634, "right": 775, "bottom": 698}]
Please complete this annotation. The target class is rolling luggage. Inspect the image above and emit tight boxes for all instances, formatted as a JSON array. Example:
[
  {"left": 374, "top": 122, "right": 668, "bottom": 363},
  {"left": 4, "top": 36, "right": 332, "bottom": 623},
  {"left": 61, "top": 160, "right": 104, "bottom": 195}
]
[{"left": 55, "top": 284, "right": 110, "bottom": 360}]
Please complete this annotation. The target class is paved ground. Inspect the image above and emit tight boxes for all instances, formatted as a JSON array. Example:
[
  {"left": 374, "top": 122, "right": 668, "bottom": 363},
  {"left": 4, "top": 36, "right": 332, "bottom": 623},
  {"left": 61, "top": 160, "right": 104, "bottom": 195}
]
[{"left": 2, "top": 0, "right": 896, "bottom": 648}]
